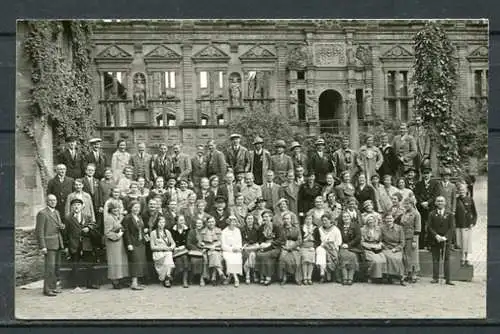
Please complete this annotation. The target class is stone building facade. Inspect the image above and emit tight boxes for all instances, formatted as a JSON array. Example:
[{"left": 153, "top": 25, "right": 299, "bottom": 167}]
[{"left": 91, "top": 20, "right": 488, "bottom": 155}]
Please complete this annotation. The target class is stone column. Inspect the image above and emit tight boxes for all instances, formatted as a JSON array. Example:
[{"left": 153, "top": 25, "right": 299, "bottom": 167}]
[
  {"left": 455, "top": 41, "right": 469, "bottom": 112},
  {"left": 371, "top": 44, "right": 385, "bottom": 119},
  {"left": 276, "top": 42, "right": 288, "bottom": 116},
  {"left": 181, "top": 43, "right": 195, "bottom": 124}
]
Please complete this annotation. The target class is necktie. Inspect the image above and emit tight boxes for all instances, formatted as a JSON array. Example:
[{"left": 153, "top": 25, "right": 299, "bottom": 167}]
[
  {"left": 95, "top": 151, "right": 99, "bottom": 161},
  {"left": 71, "top": 150, "right": 75, "bottom": 160},
  {"left": 140, "top": 153, "right": 143, "bottom": 160},
  {"left": 89, "top": 178, "right": 94, "bottom": 194}
]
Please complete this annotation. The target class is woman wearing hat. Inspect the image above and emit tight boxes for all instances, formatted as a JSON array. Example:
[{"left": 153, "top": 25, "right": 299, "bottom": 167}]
[
  {"left": 250, "top": 197, "right": 267, "bottom": 227},
  {"left": 361, "top": 200, "right": 382, "bottom": 227},
  {"left": 270, "top": 139, "right": 294, "bottom": 186},
  {"left": 380, "top": 213, "right": 406, "bottom": 286},
  {"left": 255, "top": 210, "right": 282, "bottom": 286},
  {"left": 249, "top": 136, "right": 271, "bottom": 186},
  {"left": 278, "top": 212, "right": 303, "bottom": 285},
  {"left": 221, "top": 216, "right": 243, "bottom": 287},
  {"left": 104, "top": 199, "right": 129, "bottom": 289},
  {"left": 210, "top": 195, "right": 231, "bottom": 229},
  {"left": 400, "top": 196, "right": 421, "bottom": 283},
  {"left": 111, "top": 139, "right": 131, "bottom": 183},
  {"left": 360, "top": 213, "right": 387, "bottom": 282}
]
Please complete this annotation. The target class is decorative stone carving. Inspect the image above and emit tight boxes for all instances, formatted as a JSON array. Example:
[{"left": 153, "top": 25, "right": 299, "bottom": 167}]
[
  {"left": 355, "top": 45, "right": 373, "bottom": 66},
  {"left": 193, "top": 45, "right": 230, "bottom": 62},
  {"left": 132, "top": 72, "right": 147, "bottom": 108},
  {"left": 247, "top": 71, "right": 271, "bottom": 99},
  {"left": 289, "top": 88, "right": 298, "bottom": 118},
  {"left": 344, "top": 86, "right": 356, "bottom": 118},
  {"left": 306, "top": 89, "right": 318, "bottom": 120},
  {"left": 287, "top": 45, "right": 310, "bottom": 69},
  {"left": 240, "top": 45, "right": 276, "bottom": 59},
  {"left": 313, "top": 43, "right": 346, "bottom": 67},
  {"left": 96, "top": 45, "right": 133, "bottom": 59},
  {"left": 145, "top": 45, "right": 181, "bottom": 60},
  {"left": 346, "top": 41, "right": 356, "bottom": 66},
  {"left": 467, "top": 45, "right": 488, "bottom": 61},
  {"left": 363, "top": 87, "right": 373, "bottom": 116},
  {"left": 229, "top": 72, "right": 242, "bottom": 106},
  {"left": 380, "top": 45, "right": 413, "bottom": 60}
]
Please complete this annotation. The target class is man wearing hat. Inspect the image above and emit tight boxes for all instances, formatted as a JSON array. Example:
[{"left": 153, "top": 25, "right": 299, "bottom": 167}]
[
  {"left": 65, "top": 197, "right": 100, "bottom": 291},
  {"left": 249, "top": 136, "right": 271, "bottom": 186},
  {"left": 332, "top": 136, "right": 358, "bottom": 181},
  {"left": 290, "top": 141, "right": 308, "bottom": 175},
  {"left": 85, "top": 138, "right": 108, "bottom": 180},
  {"left": 271, "top": 139, "right": 294, "bottom": 185},
  {"left": 392, "top": 123, "right": 417, "bottom": 179},
  {"left": 206, "top": 140, "right": 228, "bottom": 183},
  {"left": 35, "top": 194, "right": 66, "bottom": 297},
  {"left": 404, "top": 167, "right": 418, "bottom": 192},
  {"left": 307, "top": 137, "right": 335, "bottom": 186},
  {"left": 191, "top": 144, "right": 208, "bottom": 189},
  {"left": 225, "top": 133, "right": 251, "bottom": 174},
  {"left": 414, "top": 167, "right": 437, "bottom": 249},
  {"left": 409, "top": 115, "right": 431, "bottom": 178},
  {"left": 57, "top": 136, "right": 85, "bottom": 179}
]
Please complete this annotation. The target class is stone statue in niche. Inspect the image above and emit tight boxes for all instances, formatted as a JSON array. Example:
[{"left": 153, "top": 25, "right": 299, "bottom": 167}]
[
  {"left": 306, "top": 89, "right": 317, "bottom": 120},
  {"left": 133, "top": 72, "right": 147, "bottom": 108},
  {"left": 289, "top": 88, "right": 298, "bottom": 118},
  {"left": 247, "top": 71, "right": 269, "bottom": 99},
  {"left": 345, "top": 86, "right": 356, "bottom": 118},
  {"left": 287, "top": 45, "right": 309, "bottom": 69},
  {"left": 229, "top": 73, "right": 242, "bottom": 106},
  {"left": 363, "top": 87, "right": 373, "bottom": 116},
  {"left": 355, "top": 46, "right": 372, "bottom": 66},
  {"left": 346, "top": 41, "right": 356, "bottom": 66}
]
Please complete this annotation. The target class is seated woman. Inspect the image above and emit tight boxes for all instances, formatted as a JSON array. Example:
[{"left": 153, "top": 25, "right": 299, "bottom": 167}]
[
  {"left": 361, "top": 200, "right": 382, "bottom": 227},
  {"left": 273, "top": 198, "right": 299, "bottom": 228},
  {"left": 186, "top": 218, "right": 208, "bottom": 286},
  {"left": 170, "top": 215, "right": 190, "bottom": 288},
  {"left": 200, "top": 216, "right": 226, "bottom": 285},
  {"left": 221, "top": 216, "right": 243, "bottom": 287},
  {"left": 326, "top": 192, "right": 342, "bottom": 214},
  {"left": 255, "top": 210, "right": 282, "bottom": 286},
  {"left": 395, "top": 177, "right": 414, "bottom": 203},
  {"left": 176, "top": 178, "right": 195, "bottom": 209},
  {"left": 315, "top": 213, "right": 342, "bottom": 283},
  {"left": 230, "top": 193, "right": 249, "bottom": 228},
  {"left": 338, "top": 211, "right": 362, "bottom": 285},
  {"left": 344, "top": 197, "right": 362, "bottom": 226},
  {"left": 278, "top": 212, "right": 303, "bottom": 285},
  {"left": 322, "top": 173, "right": 339, "bottom": 200},
  {"left": 300, "top": 213, "right": 320, "bottom": 285},
  {"left": 381, "top": 213, "right": 407, "bottom": 286},
  {"left": 241, "top": 214, "right": 260, "bottom": 284},
  {"left": 307, "top": 196, "right": 332, "bottom": 227},
  {"left": 389, "top": 192, "right": 405, "bottom": 225},
  {"left": 150, "top": 216, "right": 176, "bottom": 288},
  {"left": 361, "top": 213, "right": 387, "bottom": 282}
]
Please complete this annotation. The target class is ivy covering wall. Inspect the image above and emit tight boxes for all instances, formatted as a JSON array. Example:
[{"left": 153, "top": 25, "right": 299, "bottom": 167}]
[{"left": 21, "top": 21, "right": 95, "bottom": 191}]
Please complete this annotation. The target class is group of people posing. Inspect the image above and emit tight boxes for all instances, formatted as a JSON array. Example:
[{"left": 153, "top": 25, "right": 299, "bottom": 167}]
[{"left": 35, "top": 117, "right": 478, "bottom": 297}]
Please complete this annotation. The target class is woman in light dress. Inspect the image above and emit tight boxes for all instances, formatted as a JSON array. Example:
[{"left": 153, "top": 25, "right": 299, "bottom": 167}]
[
  {"left": 150, "top": 216, "right": 176, "bottom": 287},
  {"left": 111, "top": 139, "right": 131, "bottom": 183},
  {"left": 315, "top": 212, "right": 342, "bottom": 283},
  {"left": 357, "top": 135, "right": 384, "bottom": 184},
  {"left": 200, "top": 216, "right": 226, "bottom": 285},
  {"left": 307, "top": 196, "right": 332, "bottom": 227},
  {"left": 300, "top": 213, "right": 320, "bottom": 285},
  {"left": 176, "top": 178, "right": 195, "bottom": 209},
  {"left": 361, "top": 213, "right": 387, "bottom": 282},
  {"left": 221, "top": 215, "right": 243, "bottom": 287}
]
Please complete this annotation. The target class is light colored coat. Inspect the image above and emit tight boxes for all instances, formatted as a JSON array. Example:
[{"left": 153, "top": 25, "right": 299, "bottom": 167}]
[
  {"left": 111, "top": 151, "right": 131, "bottom": 182},
  {"left": 104, "top": 214, "right": 129, "bottom": 280}
]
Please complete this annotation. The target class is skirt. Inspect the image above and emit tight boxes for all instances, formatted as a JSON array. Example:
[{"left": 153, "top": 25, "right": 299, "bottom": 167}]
[
  {"left": 153, "top": 251, "right": 175, "bottom": 281},
  {"left": 279, "top": 250, "right": 302, "bottom": 280},
  {"left": 223, "top": 251, "right": 243, "bottom": 275},
  {"left": 456, "top": 228, "right": 472, "bottom": 253},
  {"left": 300, "top": 247, "right": 316, "bottom": 264},
  {"left": 364, "top": 250, "right": 387, "bottom": 279},
  {"left": 403, "top": 238, "right": 420, "bottom": 273},
  {"left": 189, "top": 253, "right": 207, "bottom": 276},
  {"left": 105, "top": 238, "right": 129, "bottom": 280},
  {"left": 207, "top": 250, "right": 223, "bottom": 269},
  {"left": 243, "top": 251, "right": 257, "bottom": 271},
  {"left": 256, "top": 248, "right": 281, "bottom": 277},
  {"left": 174, "top": 254, "right": 190, "bottom": 272},
  {"left": 382, "top": 249, "right": 405, "bottom": 276},
  {"left": 339, "top": 248, "right": 360, "bottom": 272},
  {"left": 127, "top": 243, "right": 147, "bottom": 278}
]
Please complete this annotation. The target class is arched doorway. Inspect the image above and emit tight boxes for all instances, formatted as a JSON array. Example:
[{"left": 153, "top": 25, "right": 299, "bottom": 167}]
[{"left": 319, "top": 89, "right": 343, "bottom": 134}]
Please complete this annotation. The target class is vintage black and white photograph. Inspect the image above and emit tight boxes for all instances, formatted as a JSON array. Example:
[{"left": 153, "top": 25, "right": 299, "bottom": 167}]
[{"left": 15, "top": 19, "right": 488, "bottom": 319}]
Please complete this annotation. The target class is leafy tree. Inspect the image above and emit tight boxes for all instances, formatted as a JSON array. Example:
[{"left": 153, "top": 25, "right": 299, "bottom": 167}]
[{"left": 413, "top": 21, "right": 460, "bottom": 174}]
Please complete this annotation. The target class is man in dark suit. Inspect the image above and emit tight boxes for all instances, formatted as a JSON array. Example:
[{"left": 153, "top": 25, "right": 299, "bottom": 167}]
[
  {"left": 151, "top": 143, "right": 172, "bottom": 181},
  {"left": 261, "top": 170, "right": 281, "bottom": 211},
  {"left": 35, "top": 194, "right": 66, "bottom": 297},
  {"left": 65, "top": 198, "right": 100, "bottom": 290},
  {"left": 279, "top": 170, "right": 300, "bottom": 216},
  {"left": 206, "top": 140, "right": 228, "bottom": 183},
  {"left": 414, "top": 167, "right": 437, "bottom": 249},
  {"left": 191, "top": 144, "right": 208, "bottom": 189},
  {"left": 249, "top": 136, "right": 271, "bottom": 186},
  {"left": 129, "top": 142, "right": 152, "bottom": 183},
  {"left": 84, "top": 138, "right": 108, "bottom": 181},
  {"left": 218, "top": 171, "right": 237, "bottom": 207},
  {"left": 433, "top": 167, "right": 458, "bottom": 249},
  {"left": 225, "top": 133, "right": 251, "bottom": 174},
  {"left": 290, "top": 141, "right": 308, "bottom": 175},
  {"left": 307, "top": 138, "right": 335, "bottom": 186},
  {"left": 82, "top": 164, "right": 101, "bottom": 220},
  {"left": 47, "top": 164, "right": 74, "bottom": 221},
  {"left": 428, "top": 196, "right": 455, "bottom": 285},
  {"left": 171, "top": 143, "right": 192, "bottom": 182},
  {"left": 57, "top": 136, "right": 85, "bottom": 179}
]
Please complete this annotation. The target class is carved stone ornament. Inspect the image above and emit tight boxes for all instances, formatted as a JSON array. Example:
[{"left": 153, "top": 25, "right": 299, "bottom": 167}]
[
  {"left": 193, "top": 45, "right": 230, "bottom": 61},
  {"left": 287, "top": 45, "right": 310, "bottom": 69},
  {"left": 132, "top": 72, "right": 147, "bottom": 108},
  {"left": 380, "top": 45, "right": 413, "bottom": 60},
  {"left": 239, "top": 45, "right": 276, "bottom": 60},
  {"left": 305, "top": 89, "right": 317, "bottom": 120},
  {"left": 313, "top": 43, "right": 347, "bottom": 67},
  {"left": 355, "top": 45, "right": 373, "bottom": 66},
  {"left": 229, "top": 72, "right": 242, "bottom": 106},
  {"left": 145, "top": 45, "right": 182, "bottom": 60},
  {"left": 467, "top": 45, "right": 488, "bottom": 61},
  {"left": 96, "top": 45, "right": 133, "bottom": 59},
  {"left": 363, "top": 87, "right": 373, "bottom": 116}
]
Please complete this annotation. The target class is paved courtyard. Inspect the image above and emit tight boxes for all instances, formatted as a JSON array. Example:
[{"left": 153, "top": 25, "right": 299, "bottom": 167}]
[{"left": 15, "top": 177, "right": 487, "bottom": 320}]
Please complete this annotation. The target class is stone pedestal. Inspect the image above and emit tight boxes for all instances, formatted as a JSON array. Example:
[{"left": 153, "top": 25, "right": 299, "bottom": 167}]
[
  {"left": 227, "top": 106, "right": 245, "bottom": 121},
  {"left": 130, "top": 107, "right": 149, "bottom": 126}
]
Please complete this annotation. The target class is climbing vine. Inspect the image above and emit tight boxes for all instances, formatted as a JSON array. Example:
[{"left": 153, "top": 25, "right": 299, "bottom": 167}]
[
  {"left": 413, "top": 21, "right": 460, "bottom": 174},
  {"left": 21, "top": 21, "right": 95, "bottom": 190}
]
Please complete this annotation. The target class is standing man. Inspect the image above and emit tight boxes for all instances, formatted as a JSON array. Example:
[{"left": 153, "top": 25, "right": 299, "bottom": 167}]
[
  {"left": 414, "top": 167, "right": 436, "bottom": 249},
  {"left": 392, "top": 123, "right": 417, "bottom": 179},
  {"left": 332, "top": 136, "right": 357, "bottom": 180},
  {"left": 129, "top": 142, "right": 152, "bottom": 184},
  {"left": 455, "top": 183, "right": 477, "bottom": 267},
  {"left": 225, "top": 133, "right": 251, "bottom": 174},
  {"left": 219, "top": 171, "right": 237, "bottom": 208},
  {"left": 357, "top": 135, "right": 383, "bottom": 184},
  {"left": 47, "top": 164, "right": 74, "bottom": 221},
  {"left": 171, "top": 143, "right": 192, "bottom": 182},
  {"left": 151, "top": 143, "right": 171, "bottom": 182},
  {"left": 279, "top": 170, "right": 300, "bottom": 216},
  {"left": 57, "top": 136, "right": 85, "bottom": 179},
  {"left": 270, "top": 139, "right": 294, "bottom": 185},
  {"left": 191, "top": 144, "right": 208, "bottom": 190},
  {"left": 249, "top": 136, "right": 271, "bottom": 186},
  {"left": 85, "top": 138, "right": 108, "bottom": 181},
  {"left": 378, "top": 133, "right": 398, "bottom": 180},
  {"left": 35, "top": 194, "right": 65, "bottom": 297},
  {"left": 308, "top": 138, "right": 335, "bottom": 186},
  {"left": 82, "top": 164, "right": 100, "bottom": 221},
  {"left": 290, "top": 141, "right": 308, "bottom": 175},
  {"left": 410, "top": 115, "right": 431, "bottom": 178},
  {"left": 428, "top": 196, "right": 455, "bottom": 285},
  {"left": 261, "top": 170, "right": 281, "bottom": 211},
  {"left": 433, "top": 168, "right": 457, "bottom": 215},
  {"left": 206, "top": 139, "right": 228, "bottom": 183}
]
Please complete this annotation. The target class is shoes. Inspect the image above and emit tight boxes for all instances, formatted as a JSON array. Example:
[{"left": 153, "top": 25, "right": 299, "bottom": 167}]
[
  {"left": 71, "top": 287, "right": 89, "bottom": 294},
  {"left": 400, "top": 280, "right": 407, "bottom": 286},
  {"left": 130, "top": 285, "right": 144, "bottom": 290},
  {"left": 87, "top": 284, "right": 100, "bottom": 290},
  {"left": 308, "top": 280, "right": 313, "bottom": 285},
  {"left": 44, "top": 291, "right": 57, "bottom": 297},
  {"left": 295, "top": 280, "right": 302, "bottom": 286},
  {"left": 319, "top": 275, "right": 325, "bottom": 283},
  {"left": 430, "top": 279, "right": 439, "bottom": 284},
  {"left": 234, "top": 280, "right": 239, "bottom": 288},
  {"left": 342, "top": 280, "right": 347, "bottom": 286},
  {"left": 53, "top": 288, "right": 62, "bottom": 294},
  {"left": 200, "top": 278, "right": 205, "bottom": 287},
  {"left": 347, "top": 280, "right": 353, "bottom": 286},
  {"left": 445, "top": 281, "right": 455, "bottom": 286},
  {"left": 245, "top": 278, "right": 251, "bottom": 285},
  {"left": 263, "top": 278, "right": 272, "bottom": 286}
]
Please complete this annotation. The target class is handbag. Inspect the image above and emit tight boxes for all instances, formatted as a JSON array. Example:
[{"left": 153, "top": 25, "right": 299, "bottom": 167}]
[
  {"left": 173, "top": 245, "right": 188, "bottom": 258},
  {"left": 188, "top": 250, "right": 204, "bottom": 257}
]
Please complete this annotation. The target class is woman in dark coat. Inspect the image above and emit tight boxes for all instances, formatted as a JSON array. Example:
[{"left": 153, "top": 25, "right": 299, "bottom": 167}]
[
  {"left": 241, "top": 214, "right": 260, "bottom": 284},
  {"left": 122, "top": 200, "right": 148, "bottom": 290},
  {"left": 355, "top": 174, "right": 378, "bottom": 212},
  {"left": 255, "top": 210, "right": 282, "bottom": 285},
  {"left": 170, "top": 215, "right": 190, "bottom": 288},
  {"left": 338, "top": 211, "right": 362, "bottom": 285},
  {"left": 278, "top": 212, "right": 303, "bottom": 285},
  {"left": 186, "top": 218, "right": 208, "bottom": 286},
  {"left": 300, "top": 213, "right": 320, "bottom": 285}
]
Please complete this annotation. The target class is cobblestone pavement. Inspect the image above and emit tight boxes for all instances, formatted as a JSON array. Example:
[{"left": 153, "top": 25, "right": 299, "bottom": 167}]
[{"left": 15, "top": 177, "right": 487, "bottom": 320}]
